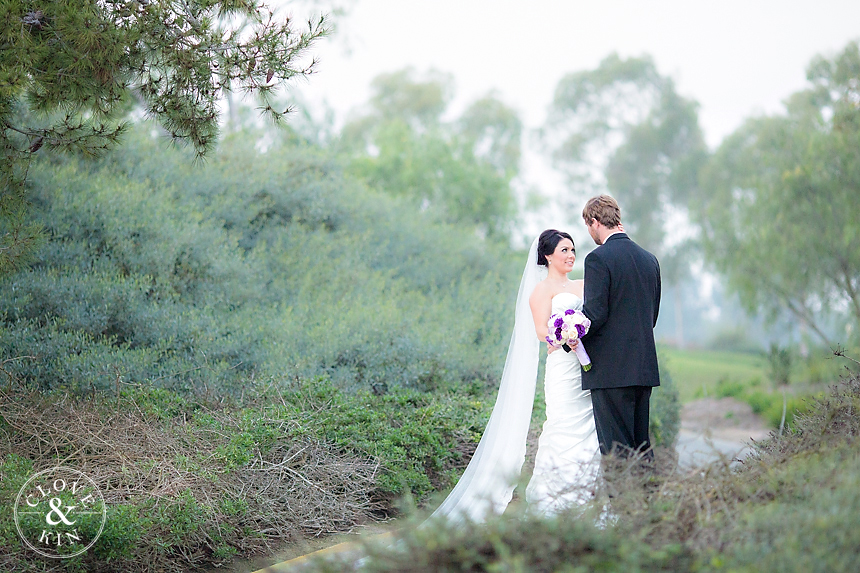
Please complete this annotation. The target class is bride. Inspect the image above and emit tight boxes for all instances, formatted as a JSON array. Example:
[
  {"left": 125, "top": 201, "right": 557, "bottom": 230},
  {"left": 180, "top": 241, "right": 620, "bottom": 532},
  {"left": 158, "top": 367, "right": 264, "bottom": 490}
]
[{"left": 429, "top": 230, "right": 600, "bottom": 522}]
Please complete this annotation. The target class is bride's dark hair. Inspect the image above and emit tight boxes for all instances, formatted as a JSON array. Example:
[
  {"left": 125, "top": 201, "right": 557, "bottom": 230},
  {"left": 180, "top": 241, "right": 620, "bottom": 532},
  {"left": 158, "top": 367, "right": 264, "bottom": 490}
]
[{"left": 537, "top": 229, "right": 574, "bottom": 266}]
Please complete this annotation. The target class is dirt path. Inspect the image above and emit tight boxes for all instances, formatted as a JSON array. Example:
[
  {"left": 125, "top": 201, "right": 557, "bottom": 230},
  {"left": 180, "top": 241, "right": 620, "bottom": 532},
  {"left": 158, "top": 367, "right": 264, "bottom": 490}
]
[{"left": 676, "top": 397, "right": 772, "bottom": 467}]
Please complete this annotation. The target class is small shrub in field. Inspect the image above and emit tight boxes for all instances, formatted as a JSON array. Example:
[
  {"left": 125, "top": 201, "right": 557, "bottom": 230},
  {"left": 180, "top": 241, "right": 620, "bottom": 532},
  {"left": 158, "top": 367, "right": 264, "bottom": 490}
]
[
  {"left": 767, "top": 343, "right": 793, "bottom": 386},
  {"left": 715, "top": 377, "right": 746, "bottom": 398},
  {"left": 740, "top": 389, "right": 813, "bottom": 429}
]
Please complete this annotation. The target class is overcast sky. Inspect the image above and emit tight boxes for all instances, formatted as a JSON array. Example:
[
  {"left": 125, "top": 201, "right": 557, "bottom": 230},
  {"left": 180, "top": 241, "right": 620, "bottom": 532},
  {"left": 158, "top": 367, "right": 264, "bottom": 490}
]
[{"left": 290, "top": 0, "right": 860, "bottom": 239}]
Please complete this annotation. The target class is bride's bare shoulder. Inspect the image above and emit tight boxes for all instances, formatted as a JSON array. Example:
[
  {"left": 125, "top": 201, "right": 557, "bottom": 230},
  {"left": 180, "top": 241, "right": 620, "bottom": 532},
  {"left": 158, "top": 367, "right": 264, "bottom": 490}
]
[
  {"left": 571, "top": 279, "right": 585, "bottom": 297},
  {"left": 529, "top": 279, "right": 552, "bottom": 303}
]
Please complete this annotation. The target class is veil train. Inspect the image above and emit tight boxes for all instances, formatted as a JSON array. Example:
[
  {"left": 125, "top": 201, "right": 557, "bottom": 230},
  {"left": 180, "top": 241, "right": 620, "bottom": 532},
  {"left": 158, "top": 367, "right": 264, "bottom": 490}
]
[{"left": 428, "top": 237, "right": 544, "bottom": 522}]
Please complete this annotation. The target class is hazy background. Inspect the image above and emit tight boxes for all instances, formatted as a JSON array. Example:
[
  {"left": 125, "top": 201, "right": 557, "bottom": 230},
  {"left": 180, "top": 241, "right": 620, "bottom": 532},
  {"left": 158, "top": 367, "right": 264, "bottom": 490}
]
[
  {"left": 291, "top": 0, "right": 860, "bottom": 239},
  {"left": 252, "top": 0, "right": 859, "bottom": 347}
]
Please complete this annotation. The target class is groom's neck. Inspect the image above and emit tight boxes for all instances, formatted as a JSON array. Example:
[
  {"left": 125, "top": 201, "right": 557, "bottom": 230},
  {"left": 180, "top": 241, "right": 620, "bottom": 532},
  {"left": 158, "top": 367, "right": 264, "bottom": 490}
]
[{"left": 598, "top": 226, "right": 621, "bottom": 245}]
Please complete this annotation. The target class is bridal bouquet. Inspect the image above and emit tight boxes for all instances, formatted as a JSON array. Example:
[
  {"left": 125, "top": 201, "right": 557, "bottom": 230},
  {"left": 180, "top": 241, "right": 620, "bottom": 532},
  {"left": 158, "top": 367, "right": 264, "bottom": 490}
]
[{"left": 546, "top": 309, "right": 592, "bottom": 371}]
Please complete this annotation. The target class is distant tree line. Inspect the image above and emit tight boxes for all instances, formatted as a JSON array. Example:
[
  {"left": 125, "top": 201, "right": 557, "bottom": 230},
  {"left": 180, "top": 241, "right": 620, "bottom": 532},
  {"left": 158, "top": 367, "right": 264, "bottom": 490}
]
[{"left": 2, "top": 0, "right": 858, "bottom": 347}]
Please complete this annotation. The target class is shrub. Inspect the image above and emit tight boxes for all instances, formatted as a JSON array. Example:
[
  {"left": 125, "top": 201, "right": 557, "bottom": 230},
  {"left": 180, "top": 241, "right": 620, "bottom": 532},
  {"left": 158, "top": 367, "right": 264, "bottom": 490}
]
[
  {"left": 650, "top": 353, "right": 680, "bottom": 447},
  {"left": 318, "top": 508, "right": 693, "bottom": 572},
  {"left": 2, "top": 125, "right": 521, "bottom": 397},
  {"left": 714, "top": 377, "right": 746, "bottom": 398},
  {"left": 744, "top": 389, "right": 814, "bottom": 429},
  {"left": 767, "top": 343, "right": 793, "bottom": 386},
  {"left": 280, "top": 377, "right": 490, "bottom": 501}
]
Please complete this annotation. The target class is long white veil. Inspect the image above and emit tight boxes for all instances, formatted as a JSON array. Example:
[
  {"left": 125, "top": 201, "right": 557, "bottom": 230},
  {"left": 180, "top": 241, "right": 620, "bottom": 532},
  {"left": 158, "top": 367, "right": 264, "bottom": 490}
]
[{"left": 428, "top": 237, "right": 545, "bottom": 522}]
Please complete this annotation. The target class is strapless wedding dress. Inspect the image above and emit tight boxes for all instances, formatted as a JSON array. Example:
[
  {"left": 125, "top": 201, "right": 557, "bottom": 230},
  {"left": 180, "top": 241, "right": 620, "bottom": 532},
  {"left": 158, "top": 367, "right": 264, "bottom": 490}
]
[{"left": 525, "top": 292, "right": 600, "bottom": 514}]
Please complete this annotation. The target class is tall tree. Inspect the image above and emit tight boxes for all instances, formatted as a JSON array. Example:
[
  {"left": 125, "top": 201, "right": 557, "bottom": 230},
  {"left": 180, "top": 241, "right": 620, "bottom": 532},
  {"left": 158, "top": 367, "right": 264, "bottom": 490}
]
[
  {"left": 0, "top": 0, "right": 328, "bottom": 272},
  {"left": 457, "top": 93, "right": 522, "bottom": 179},
  {"left": 697, "top": 42, "right": 860, "bottom": 345},
  {"left": 341, "top": 69, "right": 522, "bottom": 237},
  {"left": 543, "top": 54, "right": 708, "bottom": 345}
]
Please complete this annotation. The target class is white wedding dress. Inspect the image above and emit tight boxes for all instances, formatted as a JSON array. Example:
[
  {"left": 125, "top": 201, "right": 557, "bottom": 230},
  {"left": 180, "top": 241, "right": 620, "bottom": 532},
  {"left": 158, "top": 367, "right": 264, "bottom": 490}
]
[
  {"left": 525, "top": 292, "right": 600, "bottom": 515},
  {"left": 428, "top": 239, "right": 600, "bottom": 524}
]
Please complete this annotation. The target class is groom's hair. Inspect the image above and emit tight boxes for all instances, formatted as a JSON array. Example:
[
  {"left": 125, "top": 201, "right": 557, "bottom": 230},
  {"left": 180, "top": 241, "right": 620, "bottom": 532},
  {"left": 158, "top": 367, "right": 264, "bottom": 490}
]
[
  {"left": 582, "top": 195, "right": 621, "bottom": 228},
  {"left": 537, "top": 229, "right": 574, "bottom": 266}
]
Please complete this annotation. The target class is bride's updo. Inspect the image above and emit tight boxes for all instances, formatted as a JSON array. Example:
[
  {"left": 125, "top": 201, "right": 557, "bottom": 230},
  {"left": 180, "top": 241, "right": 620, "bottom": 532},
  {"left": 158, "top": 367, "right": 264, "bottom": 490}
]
[{"left": 537, "top": 229, "right": 574, "bottom": 266}]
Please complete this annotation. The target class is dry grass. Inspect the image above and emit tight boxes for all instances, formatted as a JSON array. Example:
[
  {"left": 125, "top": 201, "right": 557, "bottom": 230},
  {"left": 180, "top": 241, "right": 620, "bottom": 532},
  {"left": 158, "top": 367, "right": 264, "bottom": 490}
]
[
  {"left": 0, "top": 387, "right": 383, "bottom": 572},
  {"left": 604, "top": 366, "right": 860, "bottom": 553}
]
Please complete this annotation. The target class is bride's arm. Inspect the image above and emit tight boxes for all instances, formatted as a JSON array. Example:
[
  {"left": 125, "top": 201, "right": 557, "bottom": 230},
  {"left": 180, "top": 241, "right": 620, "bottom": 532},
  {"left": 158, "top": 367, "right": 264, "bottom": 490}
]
[{"left": 529, "top": 284, "right": 552, "bottom": 343}]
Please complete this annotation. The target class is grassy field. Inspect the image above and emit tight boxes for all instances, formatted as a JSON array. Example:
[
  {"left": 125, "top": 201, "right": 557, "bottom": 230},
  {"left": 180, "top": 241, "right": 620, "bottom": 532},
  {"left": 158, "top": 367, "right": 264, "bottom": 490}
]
[{"left": 660, "top": 346, "right": 769, "bottom": 403}]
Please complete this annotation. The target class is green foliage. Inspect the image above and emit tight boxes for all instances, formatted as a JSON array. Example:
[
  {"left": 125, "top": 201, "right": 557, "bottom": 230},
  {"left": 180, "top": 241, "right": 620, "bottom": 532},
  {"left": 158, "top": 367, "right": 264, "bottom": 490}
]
[
  {"left": 661, "top": 347, "right": 768, "bottom": 403},
  {"left": 767, "top": 343, "right": 793, "bottom": 386},
  {"left": 283, "top": 377, "right": 490, "bottom": 499},
  {"left": 0, "top": 454, "right": 34, "bottom": 549},
  {"left": 651, "top": 354, "right": 680, "bottom": 447},
  {"left": 340, "top": 68, "right": 521, "bottom": 237},
  {"left": 153, "top": 490, "right": 207, "bottom": 547},
  {"left": 725, "top": 446, "right": 860, "bottom": 572},
  {"left": 0, "top": 124, "right": 521, "bottom": 395},
  {"left": 713, "top": 377, "right": 747, "bottom": 399},
  {"left": 743, "top": 389, "right": 813, "bottom": 429},
  {"left": 0, "top": 377, "right": 495, "bottom": 571},
  {"left": 90, "top": 504, "right": 143, "bottom": 562},
  {"left": 1, "top": 1, "right": 326, "bottom": 158},
  {"left": 697, "top": 40, "right": 860, "bottom": 344},
  {"left": 320, "top": 510, "right": 693, "bottom": 572},
  {"left": 1, "top": 0, "right": 329, "bottom": 270},
  {"left": 543, "top": 53, "right": 707, "bottom": 285},
  {"left": 710, "top": 375, "right": 814, "bottom": 429},
  {"left": 303, "top": 364, "right": 860, "bottom": 573}
]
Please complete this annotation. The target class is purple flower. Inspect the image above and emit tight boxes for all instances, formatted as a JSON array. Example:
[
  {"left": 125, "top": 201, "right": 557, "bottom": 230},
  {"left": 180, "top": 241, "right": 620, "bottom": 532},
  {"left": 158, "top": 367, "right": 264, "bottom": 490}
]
[
  {"left": 564, "top": 309, "right": 575, "bottom": 315},
  {"left": 575, "top": 324, "right": 587, "bottom": 337},
  {"left": 555, "top": 327, "right": 563, "bottom": 339},
  {"left": 554, "top": 317, "right": 564, "bottom": 328}
]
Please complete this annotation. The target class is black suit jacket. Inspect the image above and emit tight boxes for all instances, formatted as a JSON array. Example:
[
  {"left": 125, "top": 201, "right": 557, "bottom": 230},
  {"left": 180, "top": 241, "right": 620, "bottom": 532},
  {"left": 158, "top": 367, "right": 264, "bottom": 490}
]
[{"left": 580, "top": 233, "right": 661, "bottom": 390}]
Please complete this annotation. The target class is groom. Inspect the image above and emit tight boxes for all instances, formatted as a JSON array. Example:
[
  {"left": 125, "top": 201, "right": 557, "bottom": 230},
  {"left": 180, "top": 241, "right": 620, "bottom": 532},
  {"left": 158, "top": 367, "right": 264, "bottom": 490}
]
[{"left": 573, "top": 195, "right": 661, "bottom": 460}]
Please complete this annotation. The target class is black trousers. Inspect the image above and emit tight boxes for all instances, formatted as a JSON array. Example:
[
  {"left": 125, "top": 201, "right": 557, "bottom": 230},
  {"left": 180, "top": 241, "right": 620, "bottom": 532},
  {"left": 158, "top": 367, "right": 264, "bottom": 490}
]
[{"left": 590, "top": 386, "right": 653, "bottom": 459}]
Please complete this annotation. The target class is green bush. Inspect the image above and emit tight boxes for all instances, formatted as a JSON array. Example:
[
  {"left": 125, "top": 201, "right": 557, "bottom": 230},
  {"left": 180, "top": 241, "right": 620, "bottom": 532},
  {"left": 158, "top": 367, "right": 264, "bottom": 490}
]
[
  {"left": 651, "top": 353, "right": 681, "bottom": 447},
  {"left": 0, "top": 454, "right": 34, "bottom": 550},
  {"left": 767, "top": 343, "right": 793, "bottom": 386},
  {"left": 714, "top": 377, "right": 746, "bottom": 398},
  {"left": 744, "top": 389, "right": 814, "bottom": 429},
  {"left": 93, "top": 504, "right": 145, "bottom": 562},
  {"left": 725, "top": 446, "right": 860, "bottom": 572},
  {"left": 280, "top": 377, "right": 490, "bottom": 499},
  {"left": 1, "top": 124, "right": 520, "bottom": 396},
  {"left": 320, "top": 508, "right": 693, "bottom": 572}
]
